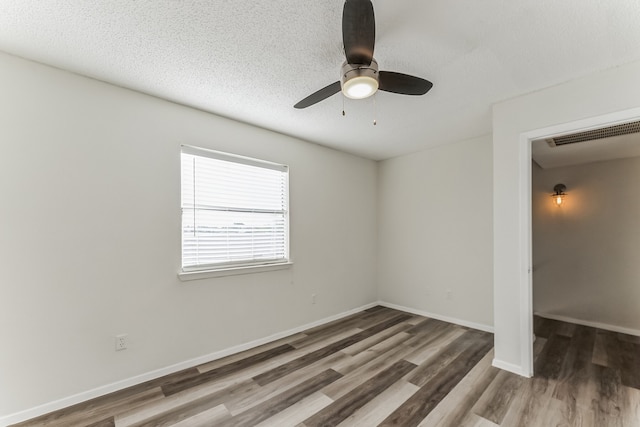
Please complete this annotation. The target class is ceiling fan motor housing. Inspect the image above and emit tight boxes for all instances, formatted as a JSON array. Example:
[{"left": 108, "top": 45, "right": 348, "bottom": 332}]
[{"left": 341, "top": 59, "right": 379, "bottom": 99}]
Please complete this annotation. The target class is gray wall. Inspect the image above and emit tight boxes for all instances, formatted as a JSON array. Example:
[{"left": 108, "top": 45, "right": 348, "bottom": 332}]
[
  {"left": 0, "top": 51, "right": 378, "bottom": 418},
  {"left": 533, "top": 156, "right": 640, "bottom": 334},
  {"left": 377, "top": 135, "right": 494, "bottom": 330}
]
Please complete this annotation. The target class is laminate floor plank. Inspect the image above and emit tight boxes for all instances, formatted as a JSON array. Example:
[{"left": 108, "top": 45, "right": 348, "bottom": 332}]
[
  {"left": 592, "top": 329, "right": 609, "bottom": 367},
  {"left": 253, "top": 391, "right": 333, "bottom": 427},
  {"left": 130, "top": 368, "right": 202, "bottom": 394},
  {"left": 86, "top": 418, "right": 115, "bottom": 427},
  {"left": 405, "top": 314, "right": 427, "bottom": 325},
  {"left": 322, "top": 341, "right": 414, "bottom": 400},
  {"left": 556, "top": 321, "right": 577, "bottom": 338},
  {"left": 353, "top": 306, "right": 409, "bottom": 329},
  {"left": 471, "top": 369, "right": 524, "bottom": 425},
  {"left": 168, "top": 325, "right": 361, "bottom": 399},
  {"left": 492, "top": 335, "right": 550, "bottom": 427},
  {"left": 461, "top": 413, "right": 500, "bottom": 427},
  {"left": 360, "top": 312, "right": 414, "bottom": 335},
  {"left": 405, "top": 317, "right": 452, "bottom": 338},
  {"left": 300, "top": 307, "right": 388, "bottom": 338},
  {"left": 162, "top": 344, "right": 295, "bottom": 396},
  {"left": 546, "top": 396, "right": 594, "bottom": 427},
  {"left": 340, "top": 320, "right": 413, "bottom": 356},
  {"left": 115, "top": 379, "right": 252, "bottom": 427},
  {"left": 12, "top": 382, "right": 168, "bottom": 427},
  {"left": 534, "top": 316, "right": 576, "bottom": 339},
  {"left": 403, "top": 321, "right": 464, "bottom": 349},
  {"left": 334, "top": 380, "right": 418, "bottom": 427},
  {"left": 252, "top": 313, "right": 411, "bottom": 386},
  {"left": 621, "top": 385, "right": 640, "bottom": 427},
  {"left": 288, "top": 327, "right": 363, "bottom": 350},
  {"left": 12, "top": 311, "right": 640, "bottom": 427},
  {"left": 619, "top": 341, "right": 640, "bottom": 390},
  {"left": 301, "top": 359, "right": 416, "bottom": 427},
  {"left": 403, "top": 325, "right": 467, "bottom": 366},
  {"left": 134, "top": 379, "right": 260, "bottom": 427},
  {"left": 499, "top": 375, "right": 556, "bottom": 427},
  {"left": 532, "top": 335, "right": 549, "bottom": 361},
  {"left": 217, "top": 369, "right": 342, "bottom": 427},
  {"left": 380, "top": 333, "right": 493, "bottom": 427},
  {"left": 168, "top": 404, "right": 231, "bottom": 427},
  {"left": 590, "top": 364, "right": 624, "bottom": 427},
  {"left": 618, "top": 332, "right": 640, "bottom": 344},
  {"left": 534, "top": 333, "right": 571, "bottom": 380},
  {"left": 553, "top": 325, "right": 597, "bottom": 408},
  {"left": 551, "top": 325, "right": 598, "bottom": 425},
  {"left": 20, "top": 387, "right": 165, "bottom": 427},
  {"left": 602, "top": 329, "right": 624, "bottom": 370},
  {"left": 175, "top": 345, "right": 346, "bottom": 421},
  {"left": 225, "top": 351, "right": 348, "bottom": 416},
  {"left": 534, "top": 315, "right": 545, "bottom": 335},
  {"left": 408, "top": 329, "right": 492, "bottom": 388},
  {"left": 533, "top": 317, "right": 564, "bottom": 338},
  {"left": 418, "top": 349, "right": 498, "bottom": 427},
  {"left": 330, "top": 329, "right": 411, "bottom": 375},
  {"left": 250, "top": 339, "right": 351, "bottom": 387},
  {"left": 196, "top": 333, "right": 307, "bottom": 373}
]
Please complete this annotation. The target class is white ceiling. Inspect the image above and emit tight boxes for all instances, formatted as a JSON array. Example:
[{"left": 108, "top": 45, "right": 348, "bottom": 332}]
[{"left": 2, "top": 1, "right": 640, "bottom": 160}]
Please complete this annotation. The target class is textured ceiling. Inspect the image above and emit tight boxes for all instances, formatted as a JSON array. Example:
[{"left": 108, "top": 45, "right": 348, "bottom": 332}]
[{"left": 1, "top": 1, "right": 640, "bottom": 160}]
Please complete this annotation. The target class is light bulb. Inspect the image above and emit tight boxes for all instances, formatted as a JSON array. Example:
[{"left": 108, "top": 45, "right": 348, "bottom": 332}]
[{"left": 343, "top": 76, "right": 378, "bottom": 99}]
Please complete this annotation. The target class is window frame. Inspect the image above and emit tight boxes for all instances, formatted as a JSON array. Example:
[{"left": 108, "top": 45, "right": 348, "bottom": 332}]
[{"left": 179, "top": 145, "right": 291, "bottom": 280}]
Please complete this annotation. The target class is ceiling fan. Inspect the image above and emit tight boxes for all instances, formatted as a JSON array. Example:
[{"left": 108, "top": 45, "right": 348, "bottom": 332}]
[{"left": 294, "top": 0, "right": 433, "bottom": 109}]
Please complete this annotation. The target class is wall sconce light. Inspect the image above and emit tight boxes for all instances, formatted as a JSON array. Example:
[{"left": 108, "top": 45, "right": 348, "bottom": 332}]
[{"left": 552, "top": 184, "right": 567, "bottom": 207}]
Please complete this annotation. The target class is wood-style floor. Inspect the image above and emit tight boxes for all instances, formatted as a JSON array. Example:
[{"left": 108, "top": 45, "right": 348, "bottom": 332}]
[{"left": 12, "top": 307, "right": 640, "bottom": 426}]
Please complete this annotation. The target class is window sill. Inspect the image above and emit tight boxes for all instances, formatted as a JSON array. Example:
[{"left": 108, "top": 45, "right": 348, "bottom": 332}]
[{"left": 178, "top": 261, "right": 293, "bottom": 281}]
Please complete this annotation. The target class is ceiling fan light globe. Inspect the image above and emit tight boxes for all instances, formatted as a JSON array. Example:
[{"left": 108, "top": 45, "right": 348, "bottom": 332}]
[{"left": 343, "top": 76, "right": 378, "bottom": 99}]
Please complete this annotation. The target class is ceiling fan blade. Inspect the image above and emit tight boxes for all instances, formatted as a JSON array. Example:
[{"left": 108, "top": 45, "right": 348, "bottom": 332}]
[
  {"left": 294, "top": 81, "right": 341, "bottom": 109},
  {"left": 378, "top": 71, "right": 433, "bottom": 95},
  {"left": 342, "top": 0, "right": 375, "bottom": 65}
]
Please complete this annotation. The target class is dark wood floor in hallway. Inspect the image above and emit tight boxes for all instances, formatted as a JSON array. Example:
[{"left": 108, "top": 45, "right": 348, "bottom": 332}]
[{"left": 13, "top": 307, "right": 640, "bottom": 426}]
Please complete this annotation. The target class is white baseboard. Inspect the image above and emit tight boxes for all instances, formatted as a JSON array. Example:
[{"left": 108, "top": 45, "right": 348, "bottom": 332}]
[
  {"left": 378, "top": 301, "right": 494, "bottom": 333},
  {"left": 534, "top": 312, "right": 640, "bottom": 337},
  {"left": 492, "top": 358, "right": 531, "bottom": 377},
  {"left": 0, "top": 301, "right": 378, "bottom": 427}
]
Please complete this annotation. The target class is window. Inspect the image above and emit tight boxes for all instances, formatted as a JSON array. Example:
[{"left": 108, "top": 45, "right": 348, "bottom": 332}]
[{"left": 180, "top": 146, "right": 289, "bottom": 273}]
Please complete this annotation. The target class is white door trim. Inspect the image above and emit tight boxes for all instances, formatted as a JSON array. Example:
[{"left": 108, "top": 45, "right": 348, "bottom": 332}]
[{"left": 517, "top": 106, "right": 640, "bottom": 376}]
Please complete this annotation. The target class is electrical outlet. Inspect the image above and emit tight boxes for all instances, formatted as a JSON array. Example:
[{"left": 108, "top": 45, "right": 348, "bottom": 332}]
[
  {"left": 115, "top": 334, "right": 128, "bottom": 351},
  {"left": 311, "top": 293, "right": 317, "bottom": 304},
  {"left": 446, "top": 290, "right": 453, "bottom": 300}
]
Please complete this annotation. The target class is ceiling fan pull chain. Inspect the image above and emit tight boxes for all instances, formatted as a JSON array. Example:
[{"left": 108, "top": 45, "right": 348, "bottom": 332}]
[
  {"left": 342, "top": 93, "right": 346, "bottom": 116},
  {"left": 373, "top": 94, "right": 377, "bottom": 125}
]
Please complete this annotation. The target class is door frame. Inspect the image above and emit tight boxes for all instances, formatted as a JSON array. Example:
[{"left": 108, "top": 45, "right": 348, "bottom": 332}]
[{"left": 517, "top": 106, "right": 640, "bottom": 376}]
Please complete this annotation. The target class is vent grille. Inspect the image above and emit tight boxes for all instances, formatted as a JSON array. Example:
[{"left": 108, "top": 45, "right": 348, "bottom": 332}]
[{"left": 550, "top": 120, "right": 640, "bottom": 146}]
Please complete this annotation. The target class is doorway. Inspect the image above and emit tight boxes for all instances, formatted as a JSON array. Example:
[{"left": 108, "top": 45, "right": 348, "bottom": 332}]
[{"left": 518, "top": 108, "right": 640, "bottom": 375}]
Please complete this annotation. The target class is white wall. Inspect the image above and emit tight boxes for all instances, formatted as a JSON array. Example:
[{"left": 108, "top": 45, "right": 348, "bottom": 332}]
[
  {"left": 378, "top": 135, "right": 494, "bottom": 329},
  {"left": 532, "top": 157, "right": 640, "bottom": 333},
  {"left": 493, "top": 59, "right": 640, "bottom": 375},
  {"left": 0, "top": 51, "right": 378, "bottom": 418}
]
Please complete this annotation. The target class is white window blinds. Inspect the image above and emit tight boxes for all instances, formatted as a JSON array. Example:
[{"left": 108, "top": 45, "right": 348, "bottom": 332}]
[{"left": 181, "top": 146, "right": 289, "bottom": 271}]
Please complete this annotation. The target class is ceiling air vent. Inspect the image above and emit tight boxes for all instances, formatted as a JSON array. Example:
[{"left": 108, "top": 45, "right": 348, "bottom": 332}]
[{"left": 548, "top": 120, "right": 640, "bottom": 146}]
